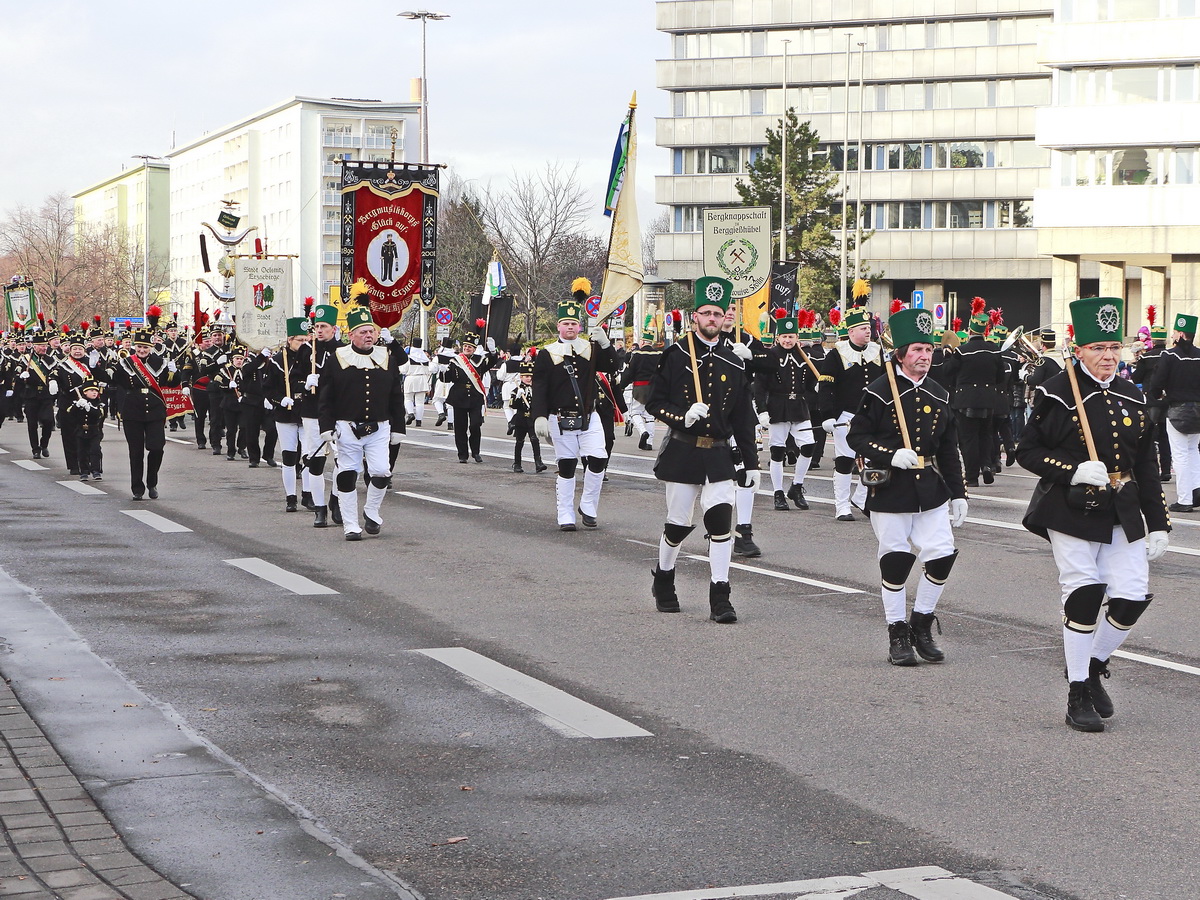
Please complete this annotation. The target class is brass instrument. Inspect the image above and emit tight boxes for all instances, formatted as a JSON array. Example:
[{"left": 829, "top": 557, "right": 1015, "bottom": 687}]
[{"left": 1001, "top": 325, "right": 1041, "bottom": 364}]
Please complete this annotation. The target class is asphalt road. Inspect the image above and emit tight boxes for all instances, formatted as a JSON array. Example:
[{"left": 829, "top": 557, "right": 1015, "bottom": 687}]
[{"left": 1, "top": 410, "right": 1197, "bottom": 900}]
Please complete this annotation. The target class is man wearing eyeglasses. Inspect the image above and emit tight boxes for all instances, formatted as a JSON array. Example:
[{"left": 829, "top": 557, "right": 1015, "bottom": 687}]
[{"left": 1018, "top": 297, "right": 1170, "bottom": 733}]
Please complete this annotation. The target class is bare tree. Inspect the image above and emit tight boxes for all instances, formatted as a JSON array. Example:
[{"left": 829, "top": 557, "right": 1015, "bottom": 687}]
[
  {"left": 479, "top": 161, "right": 592, "bottom": 343},
  {"left": 0, "top": 193, "right": 85, "bottom": 324},
  {"left": 643, "top": 208, "right": 670, "bottom": 277}
]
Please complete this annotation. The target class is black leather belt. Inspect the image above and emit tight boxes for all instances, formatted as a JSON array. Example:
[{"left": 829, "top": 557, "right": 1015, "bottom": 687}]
[{"left": 670, "top": 429, "right": 728, "bottom": 449}]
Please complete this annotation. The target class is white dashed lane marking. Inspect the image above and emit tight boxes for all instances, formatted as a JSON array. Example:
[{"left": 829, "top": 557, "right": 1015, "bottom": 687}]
[
  {"left": 395, "top": 490, "right": 483, "bottom": 510},
  {"left": 58, "top": 480, "right": 105, "bottom": 496},
  {"left": 418, "top": 647, "right": 652, "bottom": 739},
  {"left": 12, "top": 459, "right": 47, "bottom": 471},
  {"left": 224, "top": 557, "right": 338, "bottom": 595},
  {"left": 121, "top": 509, "right": 193, "bottom": 533}
]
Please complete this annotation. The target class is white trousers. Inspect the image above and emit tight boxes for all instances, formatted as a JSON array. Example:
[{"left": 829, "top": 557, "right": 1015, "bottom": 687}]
[
  {"left": 549, "top": 412, "right": 608, "bottom": 525},
  {"left": 768, "top": 420, "right": 814, "bottom": 492},
  {"left": 1166, "top": 419, "right": 1200, "bottom": 505},
  {"left": 333, "top": 421, "right": 391, "bottom": 534},
  {"left": 871, "top": 504, "right": 956, "bottom": 622},
  {"left": 829, "top": 410, "right": 867, "bottom": 515},
  {"left": 661, "top": 479, "right": 737, "bottom": 583},
  {"left": 1048, "top": 526, "right": 1149, "bottom": 680},
  {"left": 404, "top": 389, "right": 426, "bottom": 421},
  {"left": 501, "top": 381, "right": 518, "bottom": 422},
  {"left": 276, "top": 419, "right": 325, "bottom": 504},
  {"left": 625, "top": 387, "right": 656, "bottom": 442}
]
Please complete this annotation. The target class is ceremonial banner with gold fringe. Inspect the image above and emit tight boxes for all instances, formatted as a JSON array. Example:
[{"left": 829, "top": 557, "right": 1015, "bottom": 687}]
[
  {"left": 598, "top": 95, "right": 644, "bottom": 322},
  {"left": 3, "top": 280, "right": 38, "bottom": 329},
  {"left": 234, "top": 258, "right": 292, "bottom": 351},
  {"left": 340, "top": 161, "right": 440, "bottom": 327},
  {"left": 740, "top": 283, "right": 770, "bottom": 340}
]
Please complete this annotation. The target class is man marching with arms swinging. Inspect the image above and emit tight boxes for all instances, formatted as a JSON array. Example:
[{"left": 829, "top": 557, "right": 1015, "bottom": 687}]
[{"left": 647, "top": 277, "right": 760, "bottom": 623}]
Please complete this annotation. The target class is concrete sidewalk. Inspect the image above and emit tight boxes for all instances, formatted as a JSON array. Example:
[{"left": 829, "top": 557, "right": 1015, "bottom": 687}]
[
  {"left": 0, "top": 565, "right": 421, "bottom": 900},
  {"left": 0, "top": 680, "right": 194, "bottom": 900}
]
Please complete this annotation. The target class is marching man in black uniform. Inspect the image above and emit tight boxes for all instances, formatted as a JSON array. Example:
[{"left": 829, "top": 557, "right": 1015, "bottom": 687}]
[
  {"left": 1148, "top": 312, "right": 1200, "bottom": 512},
  {"left": 818, "top": 305, "right": 883, "bottom": 520},
  {"left": 438, "top": 324, "right": 499, "bottom": 464},
  {"left": 848, "top": 308, "right": 969, "bottom": 665},
  {"left": 261, "top": 317, "right": 316, "bottom": 513},
  {"left": 18, "top": 330, "right": 56, "bottom": 458},
  {"left": 646, "top": 276, "right": 760, "bottom": 624},
  {"left": 945, "top": 302, "right": 1007, "bottom": 487},
  {"left": 317, "top": 307, "right": 405, "bottom": 541},
  {"left": 110, "top": 323, "right": 182, "bottom": 500},
  {"left": 1018, "top": 297, "right": 1170, "bottom": 732},
  {"left": 618, "top": 336, "right": 662, "bottom": 451},
  {"left": 531, "top": 279, "right": 619, "bottom": 531},
  {"left": 302, "top": 304, "right": 342, "bottom": 525},
  {"left": 756, "top": 313, "right": 819, "bottom": 513}
]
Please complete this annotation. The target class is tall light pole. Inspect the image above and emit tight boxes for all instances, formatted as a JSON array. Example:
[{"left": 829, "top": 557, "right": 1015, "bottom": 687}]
[
  {"left": 779, "top": 39, "right": 790, "bottom": 266},
  {"left": 853, "top": 42, "right": 866, "bottom": 284},
  {"left": 398, "top": 10, "right": 449, "bottom": 346},
  {"left": 132, "top": 155, "right": 162, "bottom": 320},
  {"left": 839, "top": 35, "right": 851, "bottom": 306},
  {"left": 398, "top": 9, "right": 450, "bottom": 166}
]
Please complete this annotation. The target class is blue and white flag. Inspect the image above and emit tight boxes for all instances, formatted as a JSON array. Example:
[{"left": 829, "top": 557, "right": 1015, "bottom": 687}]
[
  {"left": 603, "top": 118, "right": 631, "bottom": 218},
  {"left": 482, "top": 257, "right": 506, "bottom": 306}
]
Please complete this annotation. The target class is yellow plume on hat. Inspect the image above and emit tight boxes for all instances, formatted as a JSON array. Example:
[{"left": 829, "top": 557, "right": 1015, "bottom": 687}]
[
  {"left": 571, "top": 277, "right": 592, "bottom": 295},
  {"left": 348, "top": 278, "right": 370, "bottom": 302},
  {"left": 852, "top": 278, "right": 871, "bottom": 300}
]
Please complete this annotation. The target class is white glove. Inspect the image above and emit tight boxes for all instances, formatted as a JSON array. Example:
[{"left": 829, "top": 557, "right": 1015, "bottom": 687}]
[
  {"left": 1070, "top": 460, "right": 1108, "bottom": 487},
  {"left": 377, "top": 328, "right": 393, "bottom": 344},
  {"left": 683, "top": 402, "right": 710, "bottom": 427},
  {"left": 534, "top": 416, "right": 550, "bottom": 442},
  {"left": 589, "top": 327, "right": 610, "bottom": 349},
  {"left": 17, "top": 371, "right": 28, "bottom": 379},
  {"left": 88, "top": 350, "right": 100, "bottom": 366},
  {"left": 731, "top": 341, "right": 753, "bottom": 361},
  {"left": 48, "top": 381, "right": 59, "bottom": 396},
  {"left": 390, "top": 432, "right": 403, "bottom": 445},
  {"left": 486, "top": 336, "right": 497, "bottom": 352},
  {"left": 305, "top": 374, "right": 320, "bottom": 390},
  {"left": 822, "top": 417, "right": 836, "bottom": 435},
  {"left": 261, "top": 347, "right": 272, "bottom": 357},
  {"left": 892, "top": 448, "right": 919, "bottom": 469},
  {"left": 758, "top": 411, "right": 770, "bottom": 427},
  {"left": 740, "top": 469, "right": 760, "bottom": 492},
  {"left": 263, "top": 398, "right": 272, "bottom": 410},
  {"left": 217, "top": 354, "right": 228, "bottom": 365},
  {"left": 950, "top": 498, "right": 969, "bottom": 528},
  {"left": 279, "top": 396, "right": 294, "bottom": 409},
  {"left": 1146, "top": 530, "right": 1169, "bottom": 562},
  {"left": 74, "top": 398, "right": 91, "bottom": 410},
  {"left": 166, "top": 360, "right": 177, "bottom": 373},
  {"left": 182, "top": 387, "right": 190, "bottom": 397},
  {"left": 318, "top": 430, "right": 334, "bottom": 445},
  {"left": 4, "top": 390, "right": 11, "bottom": 397}
]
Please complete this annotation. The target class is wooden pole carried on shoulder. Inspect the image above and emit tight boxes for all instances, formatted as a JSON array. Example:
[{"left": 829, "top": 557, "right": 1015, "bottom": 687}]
[{"left": 685, "top": 330, "right": 704, "bottom": 407}]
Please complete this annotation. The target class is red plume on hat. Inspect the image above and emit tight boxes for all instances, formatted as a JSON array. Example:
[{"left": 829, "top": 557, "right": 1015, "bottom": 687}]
[
  {"left": 198, "top": 311, "right": 210, "bottom": 327},
  {"left": 773, "top": 307, "right": 787, "bottom": 320},
  {"left": 1067, "top": 324, "right": 1075, "bottom": 341},
  {"left": 971, "top": 297, "right": 986, "bottom": 316},
  {"left": 988, "top": 308, "right": 1003, "bottom": 326},
  {"left": 124, "top": 319, "right": 132, "bottom": 328},
  {"left": 952, "top": 316, "right": 962, "bottom": 331},
  {"left": 890, "top": 298, "right": 903, "bottom": 315},
  {"left": 61, "top": 323, "right": 69, "bottom": 334},
  {"left": 303, "top": 296, "right": 314, "bottom": 311},
  {"left": 37, "top": 311, "right": 45, "bottom": 323},
  {"left": 93, "top": 314, "right": 102, "bottom": 325},
  {"left": 1147, "top": 304, "right": 1157, "bottom": 327},
  {"left": 79, "top": 321, "right": 88, "bottom": 330}
]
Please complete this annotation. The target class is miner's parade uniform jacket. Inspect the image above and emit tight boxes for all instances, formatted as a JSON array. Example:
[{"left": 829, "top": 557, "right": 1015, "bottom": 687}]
[
  {"left": 647, "top": 336, "right": 760, "bottom": 484},
  {"left": 817, "top": 339, "right": 884, "bottom": 421},
  {"left": 442, "top": 348, "right": 498, "bottom": 409},
  {"left": 530, "top": 338, "right": 618, "bottom": 422},
  {"left": 261, "top": 345, "right": 316, "bottom": 425},
  {"left": 1017, "top": 364, "right": 1170, "bottom": 544},
  {"left": 847, "top": 366, "right": 967, "bottom": 514},
  {"left": 754, "top": 342, "right": 817, "bottom": 424},
  {"left": 946, "top": 335, "right": 1007, "bottom": 414},
  {"left": 110, "top": 353, "right": 181, "bottom": 421},
  {"left": 317, "top": 343, "right": 406, "bottom": 436}
]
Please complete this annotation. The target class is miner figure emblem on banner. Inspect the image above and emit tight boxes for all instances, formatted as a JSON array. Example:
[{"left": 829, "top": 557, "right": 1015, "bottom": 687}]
[{"left": 253, "top": 283, "right": 275, "bottom": 311}]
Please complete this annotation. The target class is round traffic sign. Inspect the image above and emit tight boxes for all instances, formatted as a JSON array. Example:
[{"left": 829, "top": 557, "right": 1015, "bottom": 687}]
[
  {"left": 585, "top": 295, "right": 602, "bottom": 318},
  {"left": 434, "top": 307, "right": 453, "bottom": 326}
]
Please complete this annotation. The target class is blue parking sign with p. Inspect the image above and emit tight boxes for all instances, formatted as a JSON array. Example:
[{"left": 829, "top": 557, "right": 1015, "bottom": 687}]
[{"left": 912, "top": 290, "right": 924, "bottom": 309}]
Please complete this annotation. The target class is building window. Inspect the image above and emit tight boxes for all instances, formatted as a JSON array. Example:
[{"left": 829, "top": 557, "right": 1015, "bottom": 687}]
[
  {"left": 1176, "top": 149, "right": 1196, "bottom": 184},
  {"left": 949, "top": 201, "right": 985, "bottom": 228},
  {"left": 1113, "top": 148, "right": 1156, "bottom": 184}
]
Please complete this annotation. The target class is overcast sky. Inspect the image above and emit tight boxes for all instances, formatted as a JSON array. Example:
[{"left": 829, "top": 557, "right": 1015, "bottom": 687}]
[{"left": 1, "top": 0, "right": 671, "bottom": 230}]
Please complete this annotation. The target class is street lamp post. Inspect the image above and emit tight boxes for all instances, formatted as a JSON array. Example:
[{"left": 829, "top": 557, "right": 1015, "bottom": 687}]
[
  {"left": 132, "top": 155, "right": 162, "bottom": 320},
  {"left": 397, "top": 9, "right": 449, "bottom": 346}
]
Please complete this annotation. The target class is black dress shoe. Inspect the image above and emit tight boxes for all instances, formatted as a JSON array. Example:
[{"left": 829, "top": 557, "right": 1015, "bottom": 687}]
[
  {"left": 329, "top": 496, "right": 343, "bottom": 525},
  {"left": 638, "top": 433, "right": 652, "bottom": 451},
  {"left": 364, "top": 515, "right": 381, "bottom": 535},
  {"left": 512, "top": 463, "right": 524, "bottom": 473},
  {"left": 148, "top": 487, "right": 158, "bottom": 500},
  {"left": 982, "top": 468, "right": 995, "bottom": 485},
  {"left": 787, "top": 483, "right": 809, "bottom": 510},
  {"left": 472, "top": 454, "right": 483, "bottom": 463},
  {"left": 964, "top": 478, "right": 979, "bottom": 488},
  {"left": 1168, "top": 502, "right": 1194, "bottom": 513},
  {"left": 345, "top": 531, "right": 363, "bottom": 542},
  {"left": 578, "top": 508, "right": 597, "bottom": 528},
  {"left": 239, "top": 449, "right": 249, "bottom": 459},
  {"left": 264, "top": 457, "right": 277, "bottom": 468},
  {"left": 213, "top": 448, "right": 223, "bottom": 455},
  {"left": 132, "top": 492, "right": 145, "bottom": 501},
  {"left": 837, "top": 513, "right": 856, "bottom": 522},
  {"left": 559, "top": 523, "right": 577, "bottom": 532},
  {"left": 248, "top": 461, "right": 259, "bottom": 468},
  {"left": 535, "top": 463, "right": 548, "bottom": 473},
  {"left": 31, "top": 449, "right": 40, "bottom": 459},
  {"left": 285, "top": 495, "right": 298, "bottom": 512},
  {"left": 773, "top": 490, "right": 790, "bottom": 511},
  {"left": 458, "top": 456, "right": 468, "bottom": 464},
  {"left": 226, "top": 453, "right": 236, "bottom": 460}
]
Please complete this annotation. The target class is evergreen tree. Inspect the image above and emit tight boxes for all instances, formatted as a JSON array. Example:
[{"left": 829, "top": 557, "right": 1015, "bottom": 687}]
[{"left": 735, "top": 109, "right": 868, "bottom": 309}]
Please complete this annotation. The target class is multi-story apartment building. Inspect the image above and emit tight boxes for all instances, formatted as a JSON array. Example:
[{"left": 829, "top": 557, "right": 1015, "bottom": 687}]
[
  {"left": 73, "top": 159, "right": 172, "bottom": 309},
  {"left": 655, "top": 1, "right": 1058, "bottom": 327},
  {"left": 1035, "top": 0, "right": 1200, "bottom": 328},
  {"left": 166, "top": 96, "right": 419, "bottom": 316}
]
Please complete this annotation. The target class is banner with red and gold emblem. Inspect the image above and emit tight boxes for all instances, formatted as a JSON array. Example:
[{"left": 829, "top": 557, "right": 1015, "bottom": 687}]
[{"left": 340, "top": 162, "right": 439, "bottom": 328}]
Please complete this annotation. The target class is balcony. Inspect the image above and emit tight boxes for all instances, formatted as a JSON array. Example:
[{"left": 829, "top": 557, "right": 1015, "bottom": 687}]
[
  {"left": 364, "top": 133, "right": 399, "bottom": 150},
  {"left": 322, "top": 132, "right": 361, "bottom": 148},
  {"left": 322, "top": 251, "right": 342, "bottom": 265},
  {"left": 322, "top": 190, "right": 341, "bottom": 206},
  {"left": 322, "top": 221, "right": 341, "bottom": 235},
  {"left": 322, "top": 162, "right": 346, "bottom": 176}
]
